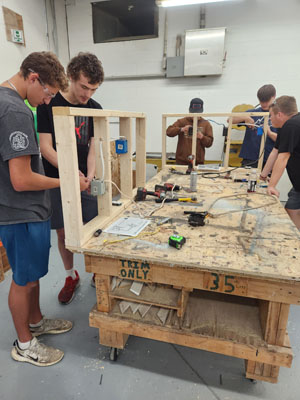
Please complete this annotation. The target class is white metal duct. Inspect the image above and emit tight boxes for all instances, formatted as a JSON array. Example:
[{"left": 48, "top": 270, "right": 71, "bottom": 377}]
[{"left": 184, "top": 27, "right": 226, "bottom": 76}]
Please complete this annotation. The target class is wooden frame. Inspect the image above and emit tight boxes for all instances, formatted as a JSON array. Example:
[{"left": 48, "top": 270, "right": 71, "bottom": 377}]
[
  {"left": 162, "top": 112, "right": 269, "bottom": 171},
  {"left": 52, "top": 107, "right": 146, "bottom": 251}
]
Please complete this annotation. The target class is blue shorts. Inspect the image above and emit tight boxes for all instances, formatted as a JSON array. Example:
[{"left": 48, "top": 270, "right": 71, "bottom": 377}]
[
  {"left": 0, "top": 220, "right": 50, "bottom": 286},
  {"left": 285, "top": 187, "right": 300, "bottom": 210}
]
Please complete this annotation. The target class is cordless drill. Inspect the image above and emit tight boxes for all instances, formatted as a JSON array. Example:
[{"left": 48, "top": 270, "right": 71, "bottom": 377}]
[{"left": 135, "top": 187, "right": 166, "bottom": 202}]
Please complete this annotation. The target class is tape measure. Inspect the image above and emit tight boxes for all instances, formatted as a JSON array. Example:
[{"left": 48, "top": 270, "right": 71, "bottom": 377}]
[{"left": 169, "top": 235, "right": 186, "bottom": 250}]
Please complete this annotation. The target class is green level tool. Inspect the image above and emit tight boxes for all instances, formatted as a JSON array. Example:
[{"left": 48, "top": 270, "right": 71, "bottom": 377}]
[{"left": 169, "top": 235, "right": 186, "bottom": 250}]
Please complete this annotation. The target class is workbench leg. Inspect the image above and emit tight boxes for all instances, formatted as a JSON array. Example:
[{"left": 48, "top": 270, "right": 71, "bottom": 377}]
[
  {"left": 99, "top": 328, "right": 129, "bottom": 349},
  {"left": 245, "top": 301, "right": 290, "bottom": 383},
  {"left": 95, "top": 274, "right": 113, "bottom": 312}
]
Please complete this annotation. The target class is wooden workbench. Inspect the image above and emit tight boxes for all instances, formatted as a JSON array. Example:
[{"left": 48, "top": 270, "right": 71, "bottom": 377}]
[{"left": 79, "top": 168, "right": 299, "bottom": 384}]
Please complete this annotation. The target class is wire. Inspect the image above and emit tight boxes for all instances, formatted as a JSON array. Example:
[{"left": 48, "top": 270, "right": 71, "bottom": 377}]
[
  {"left": 105, "top": 179, "right": 145, "bottom": 218},
  {"left": 99, "top": 140, "right": 105, "bottom": 181},
  {"left": 206, "top": 192, "right": 278, "bottom": 218}
]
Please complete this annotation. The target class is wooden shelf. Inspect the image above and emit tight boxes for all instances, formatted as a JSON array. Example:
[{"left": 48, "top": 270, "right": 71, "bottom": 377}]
[{"left": 110, "top": 284, "right": 181, "bottom": 310}]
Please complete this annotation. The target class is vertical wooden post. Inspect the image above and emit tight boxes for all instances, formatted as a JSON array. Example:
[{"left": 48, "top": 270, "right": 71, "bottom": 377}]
[
  {"left": 119, "top": 117, "right": 133, "bottom": 197},
  {"left": 162, "top": 115, "right": 167, "bottom": 170},
  {"left": 257, "top": 115, "right": 269, "bottom": 172},
  {"left": 95, "top": 274, "right": 112, "bottom": 312},
  {"left": 224, "top": 117, "right": 233, "bottom": 169},
  {"left": 192, "top": 116, "right": 197, "bottom": 167},
  {"left": 93, "top": 117, "right": 112, "bottom": 217},
  {"left": 136, "top": 117, "right": 146, "bottom": 187},
  {"left": 53, "top": 113, "right": 83, "bottom": 248},
  {"left": 246, "top": 301, "right": 291, "bottom": 383}
]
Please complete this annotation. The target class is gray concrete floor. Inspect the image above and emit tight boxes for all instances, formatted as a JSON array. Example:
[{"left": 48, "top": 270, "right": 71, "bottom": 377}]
[{"left": 1, "top": 233, "right": 300, "bottom": 400}]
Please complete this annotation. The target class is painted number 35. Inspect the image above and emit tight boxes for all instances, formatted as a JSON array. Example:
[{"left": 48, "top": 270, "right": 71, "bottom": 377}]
[{"left": 210, "top": 273, "right": 235, "bottom": 293}]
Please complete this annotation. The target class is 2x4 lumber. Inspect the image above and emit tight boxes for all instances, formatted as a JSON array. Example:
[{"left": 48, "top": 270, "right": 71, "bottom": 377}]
[
  {"left": 224, "top": 117, "right": 233, "bottom": 169},
  {"left": 53, "top": 114, "right": 83, "bottom": 248},
  {"left": 191, "top": 117, "right": 197, "bottom": 167},
  {"left": 162, "top": 112, "right": 269, "bottom": 118},
  {"left": 95, "top": 274, "right": 112, "bottom": 312},
  {"left": 257, "top": 116, "right": 270, "bottom": 172},
  {"left": 161, "top": 116, "right": 167, "bottom": 170},
  {"left": 119, "top": 117, "right": 133, "bottom": 197},
  {"left": 177, "top": 289, "right": 190, "bottom": 318},
  {"left": 135, "top": 118, "right": 146, "bottom": 188},
  {"left": 93, "top": 117, "right": 112, "bottom": 217},
  {"left": 53, "top": 106, "right": 145, "bottom": 119},
  {"left": 89, "top": 309, "right": 293, "bottom": 368}
]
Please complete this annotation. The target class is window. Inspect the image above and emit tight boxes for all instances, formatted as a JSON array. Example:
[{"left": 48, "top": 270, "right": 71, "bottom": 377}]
[{"left": 92, "top": 0, "right": 158, "bottom": 43}]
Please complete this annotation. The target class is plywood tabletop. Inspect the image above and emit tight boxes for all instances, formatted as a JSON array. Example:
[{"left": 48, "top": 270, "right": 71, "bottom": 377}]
[{"left": 80, "top": 168, "right": 300, "bottom": 282}]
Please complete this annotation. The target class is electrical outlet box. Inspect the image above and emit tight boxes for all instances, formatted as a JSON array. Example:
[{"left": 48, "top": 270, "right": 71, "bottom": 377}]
[{"left": 91, "top": 180, "right": 106, "bottom": 196}]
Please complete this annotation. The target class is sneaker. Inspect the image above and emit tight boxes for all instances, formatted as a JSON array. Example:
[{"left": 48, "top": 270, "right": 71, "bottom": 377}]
[
  {"left": 11, "top": 337, "right": 64, "bottom": 367},
  {"left": 58, "top": 270, "right": 80, "bottom": 304},
  {"left": 91, "top": 274, "right": 96, "bottom": 288},
  {"left": 30, "top": 317, "right": 73, "bottom": 337}
]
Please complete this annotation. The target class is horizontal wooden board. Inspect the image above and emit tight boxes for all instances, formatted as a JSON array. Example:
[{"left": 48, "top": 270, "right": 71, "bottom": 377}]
[
  {"left": 89, "top": 305, "right": 293, "bottom": 368},
  {"left": 111, "top": 283, "right": 180, "bottom": 309},
  {"left": 85, "top": 255, "right": 300, "bottom": 305}
]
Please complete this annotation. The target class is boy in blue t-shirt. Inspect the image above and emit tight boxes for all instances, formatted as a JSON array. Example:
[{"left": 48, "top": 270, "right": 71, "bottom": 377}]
[{"left": 231, "top": 84, "right": 277, "bottom": 167}]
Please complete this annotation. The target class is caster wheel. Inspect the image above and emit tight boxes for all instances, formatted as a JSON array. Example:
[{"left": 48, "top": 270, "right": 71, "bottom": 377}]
[
  {"left": 109, "top": 347, "right": 118, "bottom": 361},
  {"left": 250, "top": 379, "right": 257, "bottom": 384}
]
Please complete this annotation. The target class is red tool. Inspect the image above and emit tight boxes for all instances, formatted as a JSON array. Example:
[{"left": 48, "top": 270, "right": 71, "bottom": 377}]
[{"left": 135, "top": 187, "right": 166, "bottom": 202}]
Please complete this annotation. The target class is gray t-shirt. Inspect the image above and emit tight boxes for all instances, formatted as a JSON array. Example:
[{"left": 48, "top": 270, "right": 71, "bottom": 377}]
[{"left": 0, "top": 87, "right": 51, "bottom": 224}]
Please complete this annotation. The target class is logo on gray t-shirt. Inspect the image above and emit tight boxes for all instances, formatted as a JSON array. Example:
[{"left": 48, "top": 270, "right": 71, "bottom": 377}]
[{"left": 9, "top": 131, "right": 29, "bottom": 151}]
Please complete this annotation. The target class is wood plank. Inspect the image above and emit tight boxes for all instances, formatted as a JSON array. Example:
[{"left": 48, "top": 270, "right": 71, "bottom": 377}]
[
  {"left": 93, "top": 117, "right": 112, "bottom": 218},
  {"left": 110, "top": 284, "right": 180, "bottom": 309},
  {"left": 224, "top": 117, "right": 233, "bottom": 169},
  {"left": 95, "top": 274, "right": 112, "bottom": 312},
  {"left": 99, "top": 328, "right": 128, "bottom": 349},
  {"left": 177, "top": 289, "right": 190, "bottom": 318},
  {"left": 257, "top": 116, "right": 269, "bottom": 172},
  {"left": 135, "top": 118, "right": 146, "bottom": 188},
  {"left": 89, "top": 307, "right": 293, "bottom": 368},
  {"left": 53, "top": 114, "right": 83, "bottom": 248},
  {"left": 162, "top": 116, "right": 167, "bottom": 169},
  {"left": 53, "top": 107, "right": 145, "bottom": 118},
  {"left": 84, "top": 256, "right": 300, "bottom": 305},
  {"left": 2, "top": 6, "right": 25, "bottom": 46},
  {"left": 191, "top": 117, "right": 197, "bottom": 167},
  {"left": 162, "top": 112, "right": 269, "bottom": 118},
  {"left": 119, "top": 117, "right": 133, "bottom": 197}
]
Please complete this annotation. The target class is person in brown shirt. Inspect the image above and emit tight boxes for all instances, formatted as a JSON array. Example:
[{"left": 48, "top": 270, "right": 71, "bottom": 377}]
[{"left": 166, "top": 98, "right": 213, "bottom": 165}]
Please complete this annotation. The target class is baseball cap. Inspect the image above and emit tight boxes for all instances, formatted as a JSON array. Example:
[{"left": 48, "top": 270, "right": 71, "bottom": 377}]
[{"left": 189, "top": 98, "right": 204, "bottom": 113}]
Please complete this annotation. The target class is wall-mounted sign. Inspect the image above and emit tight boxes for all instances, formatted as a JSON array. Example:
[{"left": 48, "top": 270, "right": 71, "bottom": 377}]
[{"left": 11, "top": 29, "right": 24, "bottom": 44}]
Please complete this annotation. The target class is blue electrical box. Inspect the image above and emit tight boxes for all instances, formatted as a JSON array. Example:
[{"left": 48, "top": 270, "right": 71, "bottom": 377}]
[
  {"left": 115, "top": 138, "right": 128, "bottom": 154},
  {"left": 257, "top": 126, "right": 263, "bottom": 136}
]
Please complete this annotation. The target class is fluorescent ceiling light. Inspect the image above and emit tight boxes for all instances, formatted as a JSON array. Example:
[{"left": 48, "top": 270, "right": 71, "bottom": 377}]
[{"left": 156, "top": 0, "right": 236, "bottom": 7}]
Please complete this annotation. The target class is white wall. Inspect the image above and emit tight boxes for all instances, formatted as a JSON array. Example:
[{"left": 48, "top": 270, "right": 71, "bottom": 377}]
[
  {"left": 0, "top": 0, "right": 51, "bottom": 77},
  {"left": 65, "top": 0, "right": 300, "bottom": 163}
]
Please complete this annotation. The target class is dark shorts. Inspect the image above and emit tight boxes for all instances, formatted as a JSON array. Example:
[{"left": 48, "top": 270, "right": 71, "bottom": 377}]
[
  {"left": 50, "top": 187, "right": 98, "bottom": 230},
  {"left": 285, "top": 187, "right": 300, "bottom": 210},
  {"left": 0, "top": 220, "right": 50, "bottom": 286}
]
